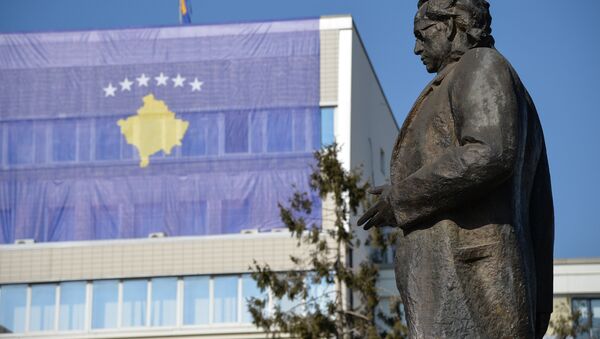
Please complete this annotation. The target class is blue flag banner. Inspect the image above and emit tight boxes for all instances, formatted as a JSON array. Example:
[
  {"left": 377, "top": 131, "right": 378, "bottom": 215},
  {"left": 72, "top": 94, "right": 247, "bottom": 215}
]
[
  {"left": 180, "top": 0, "right": 192, "bottom": 24},
  {"left": 0, "top": 19, "right": 321, "bottom": 243}
]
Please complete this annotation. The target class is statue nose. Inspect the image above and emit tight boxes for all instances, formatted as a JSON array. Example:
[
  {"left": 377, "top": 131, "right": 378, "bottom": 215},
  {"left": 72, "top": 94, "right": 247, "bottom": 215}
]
[{"left": 414, "top": 40, "right": 424, "bottom": 55}]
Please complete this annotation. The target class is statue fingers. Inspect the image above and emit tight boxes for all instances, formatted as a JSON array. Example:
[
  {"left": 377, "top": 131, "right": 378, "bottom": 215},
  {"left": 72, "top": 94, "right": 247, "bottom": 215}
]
[
  {"left": 357, "top": 205, "right": 378, "bottom": 226},
  {"left": 363, "top": 210, "right": 387, "bottom": 230},
  {"left": 357, "top": 200, "right": 386, "bottom": 226}
]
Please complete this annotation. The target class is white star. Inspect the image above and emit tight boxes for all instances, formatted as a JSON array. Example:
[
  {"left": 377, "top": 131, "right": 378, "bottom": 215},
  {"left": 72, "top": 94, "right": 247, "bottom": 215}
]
[
  {"left": 190, "top": 78, "right": 204, "bottom": 92},
  {"left": 136, "top": 73, "right": 150, "bottom": 87},
  {"left": 103, "top": 83, "right": 117, "bottom": 97},
  {"left": 119, "top": 78, "right": 133, "bottom": 91},
  {"left": 172, "top": 74, "right": 186, "bottom": 88},
  {"left": 155, "top": 73, "right": 169, "bottom": 86}
]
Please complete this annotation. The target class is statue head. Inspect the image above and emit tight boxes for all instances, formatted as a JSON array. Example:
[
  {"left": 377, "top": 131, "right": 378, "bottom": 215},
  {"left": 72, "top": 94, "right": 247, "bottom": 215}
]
[{"left": 414, "top": 0, "right": 494, "bottom": 73}]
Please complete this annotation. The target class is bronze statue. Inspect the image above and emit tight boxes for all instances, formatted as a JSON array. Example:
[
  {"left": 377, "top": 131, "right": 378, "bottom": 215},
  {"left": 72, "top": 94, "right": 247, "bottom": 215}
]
[{"left": 357, "top": 0, "right": 554, "bottom": 337}]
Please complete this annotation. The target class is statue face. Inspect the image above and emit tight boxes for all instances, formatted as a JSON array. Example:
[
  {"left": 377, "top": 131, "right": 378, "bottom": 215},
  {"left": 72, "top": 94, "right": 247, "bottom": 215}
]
[{"left": 413, "top": 19, "right": 453, "bottom": 73}]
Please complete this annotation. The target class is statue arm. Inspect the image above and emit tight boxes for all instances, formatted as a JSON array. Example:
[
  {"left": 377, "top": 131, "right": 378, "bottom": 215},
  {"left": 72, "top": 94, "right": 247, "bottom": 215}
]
[{"left": 390, "top": 49, "right": 519, "bottom": 228}]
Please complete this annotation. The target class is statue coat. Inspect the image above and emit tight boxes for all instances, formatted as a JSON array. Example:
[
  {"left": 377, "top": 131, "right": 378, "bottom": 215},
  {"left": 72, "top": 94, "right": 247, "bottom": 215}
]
[{"left": 389, "top": 47, "right": 554, "bottom": 338}]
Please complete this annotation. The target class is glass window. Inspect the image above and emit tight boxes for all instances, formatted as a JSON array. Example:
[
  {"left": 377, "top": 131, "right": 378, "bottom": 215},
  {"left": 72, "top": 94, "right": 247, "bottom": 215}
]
[
  {"left": 267, "top": 111, "right": 292, "bottom": 153},
  {"left": 573, "top": 298, "right": 600, "bottom": 338},
  {"left": 150, "top": 278, "right": 177, "bottom": 327},
  {"left": 77, "top": 119, "right": 92, "bottom": 162},
  {"left": 181, "top": 113, "right": 207, "bottom": 157},
  {"left": 320, "top": 108, "right": 334, "bottom": 147},
  {"left": 8, "top": 121, "right": 34, "bottom": 165},
  {"left": 213, "top": 276, "right": 238, "bottom": 323},
  {"left": 573, "top": 299, "right": 590, "bottom": 323},
  {"left": 278, "top": 294, "right": 303, "bottom": 315},
  {"left": 52, "top": 119, "right": 77, "bottom": 162},
  {"left": 0, "top": 285, "right": 27, "bottom": 333},
  {"left": 58, "top": 281, "right": 86, "bottom": 331},
  {"left": 30, "top": 284, "right": 56, "bottom": 332},
  {"left": 241, "top": 275, "right": 265, "bottom": 323},
  {"left": 292, "top": 109, "right": 307, "bottom": 152},
  {"left": 95, "top": 117, "right": 121, "bottom": 161},
  {"left": 92, "top": 280, "right": 118, "bottom": 329},
  {"left": 307, "top": 276, "right": 333, "bottom": 314},
  {"left": 249, "top": 112, "right": 265, "bottom": 154},
  {"left": 225, "top": 111, "right": 248, "bottom": 153},
  {"left": 592, "top": 299, "right": 600, "bottom": 329},
  {"left": 183, "top": 276, "right": 209, "bottom": 325},
  {"left": 122, "top": 280, "right": 147, "bottom": 328}
]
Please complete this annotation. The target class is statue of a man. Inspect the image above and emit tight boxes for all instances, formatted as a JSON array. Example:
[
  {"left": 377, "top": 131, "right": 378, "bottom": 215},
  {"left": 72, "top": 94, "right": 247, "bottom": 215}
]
[{"left": 357, "top": 0, "right": 554, "bottom": 337}]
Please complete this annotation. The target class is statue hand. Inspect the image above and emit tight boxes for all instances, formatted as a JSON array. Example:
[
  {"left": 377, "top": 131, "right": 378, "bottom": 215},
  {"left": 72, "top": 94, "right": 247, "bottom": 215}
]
[{"left": 357, "top": 185, "right": 395, "bottom": 230}]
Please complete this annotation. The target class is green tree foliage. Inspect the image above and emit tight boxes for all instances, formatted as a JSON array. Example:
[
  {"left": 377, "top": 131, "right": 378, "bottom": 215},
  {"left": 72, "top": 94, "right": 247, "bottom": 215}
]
[{"left": 248, "top": 144, "right": 407, "bottom": 338}]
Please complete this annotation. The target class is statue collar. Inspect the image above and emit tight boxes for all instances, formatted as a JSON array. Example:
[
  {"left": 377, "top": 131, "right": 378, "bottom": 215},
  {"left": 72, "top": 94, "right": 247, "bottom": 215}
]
[{"left": 432, "top": 61, "right": 458, "bottom": 88}]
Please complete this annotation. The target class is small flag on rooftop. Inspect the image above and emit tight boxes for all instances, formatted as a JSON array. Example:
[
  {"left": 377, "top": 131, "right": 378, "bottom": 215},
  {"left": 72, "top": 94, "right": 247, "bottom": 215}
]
[{"left": 180, "top": 0, "right": 192, "bottom": 24}]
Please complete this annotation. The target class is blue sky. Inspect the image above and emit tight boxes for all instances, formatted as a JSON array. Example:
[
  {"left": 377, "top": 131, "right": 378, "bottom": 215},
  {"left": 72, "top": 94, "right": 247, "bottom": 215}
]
[{"left": 0, "top": 0, "right": 598, "bottom": 259}]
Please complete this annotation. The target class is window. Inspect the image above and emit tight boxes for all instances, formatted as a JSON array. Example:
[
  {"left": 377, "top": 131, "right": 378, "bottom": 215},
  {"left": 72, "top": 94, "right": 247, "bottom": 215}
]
[
  {"left": 181, "top": 114, "right": 207, "bottom": 157},
  {"left": 29, "top": 284, "right": 56, "bottom": 332},
  {"left": 321, "top": 108, "right": 334, "bottom": 147},
  {"left": 307, "top": 276, "right": 333, "bottom": 314},
  {"left": 7, "top": 121, "right": 34, "bottom": 165},
  {"left": 267, "top": 111, "right": 292, "bottom": 153},
  {"left": 292, "top": 109, "right": 307, "bottom": 152},
  {"left": 52, "top": 119, "right": 77, "bottom": 162},
  {"left": 572, "top": 298, "right": 600, "bottom": 338},
  {"left": 58, "top": 281, "right": 86, "bottom": 331},
  {"left": 592, "top": 299, "right": 600, "bottom": 337},
  {"left": 0, "top": 284, "right": 27, "bottom": 333},
  {"left": 150, "top": 278, "right": 177, "bottom": 327},
  {"left": 122, "top": 279, "right": 147, "bottom": 327},
  {"left": 241, "top": 275, "right": 264, "bottom": 323},
  {"left": 213, "top": 276, "right": 238, "bottom": 323},
  {"left": 375, "top": 298, "right": 406, "bottom": 332},
  {"left": 225, "top": 111, "right": 249, "bottom": 153},
  {"left": 95, "top": 117, "right": 121, "bottom": 161},
  {"left": 183, "top": 276, "right": 209, "bottom": 325},
  {"left": 92, "top": 280, "right": 118, "bottom": 329}
]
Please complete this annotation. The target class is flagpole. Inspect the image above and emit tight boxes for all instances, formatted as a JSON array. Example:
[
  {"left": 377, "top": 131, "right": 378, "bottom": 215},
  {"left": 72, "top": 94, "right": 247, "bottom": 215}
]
[{"left": 178, "top": 0, "right": 182, "bottom": 24}]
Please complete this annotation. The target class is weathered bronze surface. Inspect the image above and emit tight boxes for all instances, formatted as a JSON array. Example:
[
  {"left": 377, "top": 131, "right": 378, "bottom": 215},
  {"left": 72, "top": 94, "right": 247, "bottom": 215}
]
[{"left": 357, "top": 0, "right": 554, "bottom": 337}]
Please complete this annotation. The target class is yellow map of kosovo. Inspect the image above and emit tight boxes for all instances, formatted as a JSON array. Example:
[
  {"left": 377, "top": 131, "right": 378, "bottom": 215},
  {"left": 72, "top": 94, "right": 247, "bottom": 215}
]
[{"left": 117, "top": 94, "right": 189, "bottom": 168}]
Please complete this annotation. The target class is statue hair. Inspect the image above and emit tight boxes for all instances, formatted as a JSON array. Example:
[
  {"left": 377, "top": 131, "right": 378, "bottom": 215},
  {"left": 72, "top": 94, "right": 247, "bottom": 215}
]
[{"left": 417, "top": 0, "right": 495, "bottom": 50}]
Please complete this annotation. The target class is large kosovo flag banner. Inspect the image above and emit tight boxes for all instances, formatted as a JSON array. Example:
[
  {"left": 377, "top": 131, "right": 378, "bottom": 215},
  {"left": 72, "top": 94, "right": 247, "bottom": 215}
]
[{"left": 0, "top": 20, "right": 321, "bottom": 243}]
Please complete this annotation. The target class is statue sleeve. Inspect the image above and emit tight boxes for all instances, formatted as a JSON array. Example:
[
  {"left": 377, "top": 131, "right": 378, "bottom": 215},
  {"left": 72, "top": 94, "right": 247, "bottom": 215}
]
[{"left": 390, "top": 49, "right": 519, "bottom": 227}]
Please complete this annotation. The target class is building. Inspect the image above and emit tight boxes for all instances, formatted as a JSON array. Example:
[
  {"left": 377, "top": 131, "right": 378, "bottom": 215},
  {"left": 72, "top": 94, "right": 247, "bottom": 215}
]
[
  {"left": 0, "top": 15, "right": 399, "bottom": 338},
  {"left": 546, "top": 258, "right": 600, "bottom": 338}
]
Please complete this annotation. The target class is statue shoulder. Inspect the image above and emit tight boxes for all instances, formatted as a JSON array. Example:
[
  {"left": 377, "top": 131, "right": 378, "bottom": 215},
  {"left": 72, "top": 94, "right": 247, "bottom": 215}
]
[
  {"left": 456, "top": 47, "right": 512, "bottom": 74},
  {"left": 452, "top": 47, "right": 515, "bottom": 91}
]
